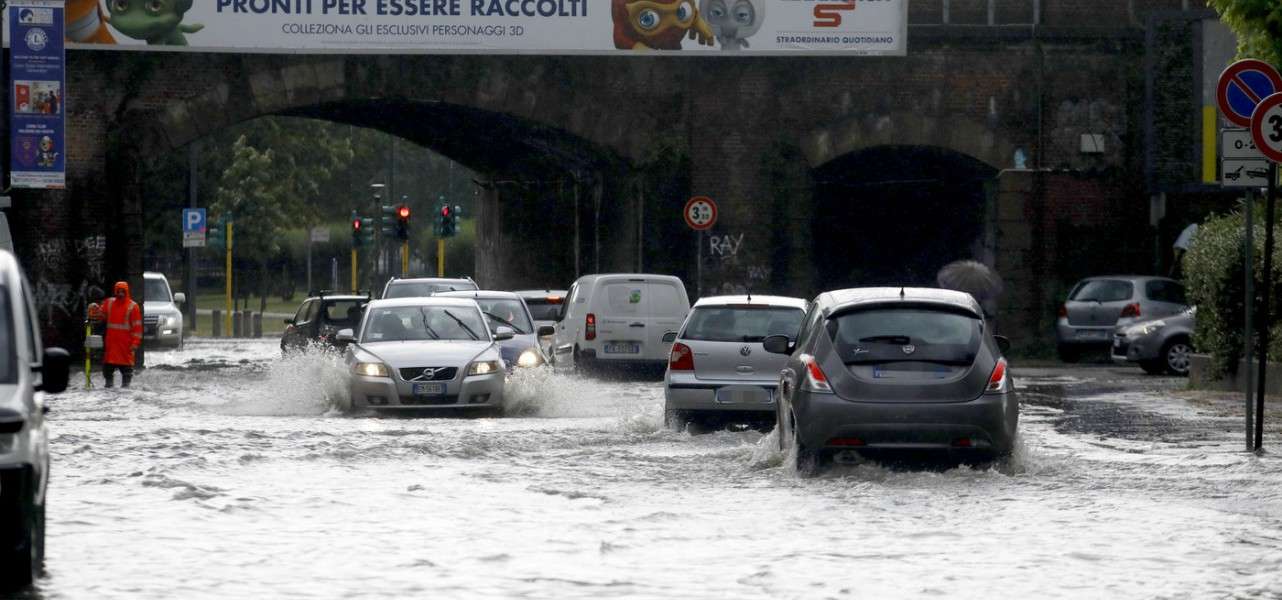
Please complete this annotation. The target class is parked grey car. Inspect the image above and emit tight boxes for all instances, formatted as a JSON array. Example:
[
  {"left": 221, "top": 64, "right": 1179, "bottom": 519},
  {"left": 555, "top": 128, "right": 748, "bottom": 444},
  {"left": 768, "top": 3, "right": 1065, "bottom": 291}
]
[
  {"left": 1112, "top": 307, "right": 1195, "bottom": 376},
  {"left": 766, "top": 288, "right": 1017, "bottom": 473},
  {"left": 1056, "top": 276, "right": 1187, "bottom": 362},
  {"left": 664, "top": 295, "right": 807, "bottom": 431}
]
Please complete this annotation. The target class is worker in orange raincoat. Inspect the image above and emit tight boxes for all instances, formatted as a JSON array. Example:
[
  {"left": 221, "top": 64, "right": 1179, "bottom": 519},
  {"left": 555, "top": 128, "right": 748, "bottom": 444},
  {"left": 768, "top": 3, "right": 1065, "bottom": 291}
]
[{"left": 98, "top": 281, "right": 142, "bottom": 388}]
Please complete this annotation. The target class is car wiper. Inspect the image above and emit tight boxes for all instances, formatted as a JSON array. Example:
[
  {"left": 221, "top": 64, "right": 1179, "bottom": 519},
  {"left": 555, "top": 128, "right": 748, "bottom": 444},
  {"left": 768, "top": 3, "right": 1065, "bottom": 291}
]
[
  {"left": 483, "top": 311, "right": 527, "bottom": 334},
  {"left": 858, "top": 335, "right": 912, "bottom": 344},
  {"left": 417, "top": 308, "right": 441, "bottom": 340},
  {"left": 443, "top": 310, "right": 480, "bottom": 340}
]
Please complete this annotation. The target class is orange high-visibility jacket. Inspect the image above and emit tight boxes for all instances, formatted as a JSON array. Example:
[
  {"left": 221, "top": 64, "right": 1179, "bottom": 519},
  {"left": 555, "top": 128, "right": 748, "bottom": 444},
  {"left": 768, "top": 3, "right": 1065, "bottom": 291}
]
[{"left": 102, "top": 282, "right": 142, "bottom": 366}]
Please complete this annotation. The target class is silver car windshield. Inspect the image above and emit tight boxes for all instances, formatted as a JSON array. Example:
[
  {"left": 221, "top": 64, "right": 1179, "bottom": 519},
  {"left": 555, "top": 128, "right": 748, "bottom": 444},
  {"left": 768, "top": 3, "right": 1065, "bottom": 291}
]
[
  {"left": 362, "top": 306, "right": 487, "bottom": 342},
  {"left": 830, "top": 308, "right": 981, "bottom": 365},
  {"left": 683, "top": 306, "right": 804, "bottom": 342},
  {"left": 144, "top": 278, "right": 171, "bottom": 302},
  {"left": 0, "top": 287, "right": 14, "bottom": 384},
  {"left": 475, "top": 299, "right": 533, "bottom": 334},
  {"left": 385, "top": 281, "right": 478, "bottom": 299}
]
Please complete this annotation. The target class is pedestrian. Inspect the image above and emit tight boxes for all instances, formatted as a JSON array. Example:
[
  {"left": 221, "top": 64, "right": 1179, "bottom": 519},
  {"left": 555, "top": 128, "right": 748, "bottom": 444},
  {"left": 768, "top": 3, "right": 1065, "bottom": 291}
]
[
  {"left": 1171, "top": 222, "right": 1199, "bottom": 277},
  {"left": 98, "top": 281, "right": 142, "bottom": 388}
]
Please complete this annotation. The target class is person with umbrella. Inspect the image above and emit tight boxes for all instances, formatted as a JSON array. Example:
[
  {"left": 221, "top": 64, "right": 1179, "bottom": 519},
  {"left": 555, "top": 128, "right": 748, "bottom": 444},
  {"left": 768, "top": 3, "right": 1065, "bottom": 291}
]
[{"left": 936, "top": 260, "right": 1003, "bottom": 319}]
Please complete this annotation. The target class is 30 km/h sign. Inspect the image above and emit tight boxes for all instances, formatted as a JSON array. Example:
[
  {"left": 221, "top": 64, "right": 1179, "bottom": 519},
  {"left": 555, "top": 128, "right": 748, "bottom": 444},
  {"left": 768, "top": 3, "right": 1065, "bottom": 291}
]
[
  {"left": 1219, "top": 60, "right": 1282, "bottom": 127},
  {"left": 684, "top": 196, "right": 718, "bottom": 231},
  {"left": 1251, "top": 93, "right": 1282, "bottom": 163}
]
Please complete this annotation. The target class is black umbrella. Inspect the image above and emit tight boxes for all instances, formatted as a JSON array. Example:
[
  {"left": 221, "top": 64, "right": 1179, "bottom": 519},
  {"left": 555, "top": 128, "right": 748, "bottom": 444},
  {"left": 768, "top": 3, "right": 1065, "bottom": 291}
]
[{"left": 936, "top": 260, "right": 1003, "bottom": 304}]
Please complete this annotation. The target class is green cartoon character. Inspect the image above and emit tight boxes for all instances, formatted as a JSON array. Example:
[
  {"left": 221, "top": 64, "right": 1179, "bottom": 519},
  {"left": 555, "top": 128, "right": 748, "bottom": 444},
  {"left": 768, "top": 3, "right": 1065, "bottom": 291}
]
[{"left": 107, "top": 0, "right": 204, "bottom": 46}]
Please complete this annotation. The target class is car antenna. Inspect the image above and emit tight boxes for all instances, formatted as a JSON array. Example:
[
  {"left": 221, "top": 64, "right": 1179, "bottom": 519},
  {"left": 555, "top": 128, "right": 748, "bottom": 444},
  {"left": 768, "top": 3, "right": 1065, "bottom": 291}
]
[
  {"left": 900, "top": 287, "right": 906, "bottom": 299},
  {"left": 747, "top": 290, "right": 752, "bottom": 303}
]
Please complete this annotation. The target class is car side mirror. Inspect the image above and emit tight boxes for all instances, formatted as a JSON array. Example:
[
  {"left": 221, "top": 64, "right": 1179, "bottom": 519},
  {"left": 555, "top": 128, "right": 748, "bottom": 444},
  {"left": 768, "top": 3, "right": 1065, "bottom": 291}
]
[
  {"left": 335, "top": 329, "right": 356, "bottom": 343},
  {"left": 173, "top": 292, "right": 186, "bottom": 305},
  {"left": 763, "top": 335, "right": 794, "bottom": 355},
  {"left": 537, "top": 325, "right": 555, "bottom": 337},
  {"left": 661, "top": 332, "right": 678, "bottom": 343},
  {"left": 494, "top": 326, "right": 515, "bottom": 341},
  {"left": 38, "top": 347, "right": 70, "bottom": 394},
  {"left": 994, "top": 335, "right": 1011, "bottom": 354},
  {"left": 284, "top": 318, "right": 295, "bottom": 326}
]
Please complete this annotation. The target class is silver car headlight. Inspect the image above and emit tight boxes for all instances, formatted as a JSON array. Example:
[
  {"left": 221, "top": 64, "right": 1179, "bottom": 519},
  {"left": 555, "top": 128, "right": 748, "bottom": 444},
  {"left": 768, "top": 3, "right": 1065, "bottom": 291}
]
[
  {"left": 467, "top": 360, "right": 502, "bottom": 376},
  {"left": 1126, "top": 320, "right": 1167, "bottom": 337},
  {"left": 516, "top": 349, "right": 542, "bottom": 368},
  {"left": 353, "top": 362, "right": 390, "bottom": 378}
]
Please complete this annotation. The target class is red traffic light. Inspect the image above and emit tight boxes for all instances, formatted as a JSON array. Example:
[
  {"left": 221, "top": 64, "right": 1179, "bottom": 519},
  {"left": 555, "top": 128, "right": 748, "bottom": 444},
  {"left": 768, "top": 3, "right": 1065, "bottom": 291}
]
[
  {"left": 441, "top": 205, "right": 452, "bottom": 218},
  {"left": 352, "top": 219, "right": 362, "bottom": 230},
  {"left": 398, "top": 205, "right": 411, "bottom": 220}
]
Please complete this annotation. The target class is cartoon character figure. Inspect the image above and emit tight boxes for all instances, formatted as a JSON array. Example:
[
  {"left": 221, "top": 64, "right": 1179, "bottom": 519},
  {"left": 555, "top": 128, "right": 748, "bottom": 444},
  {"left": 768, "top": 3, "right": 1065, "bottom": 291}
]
[
  {"left": 699, "top": 0, "right": 763, "bottom": 51},
  {"left": 66, "top": 0, "right": 117, "bottom": 44},
  {"left": 37, "top": 136, "right": 59, "bottom": 168},
  {"left": 612, "top": 0, "right": 714, "bottom": 51},
  {"left": 107, "top": 0, "right": 204, "bottom": 46}
]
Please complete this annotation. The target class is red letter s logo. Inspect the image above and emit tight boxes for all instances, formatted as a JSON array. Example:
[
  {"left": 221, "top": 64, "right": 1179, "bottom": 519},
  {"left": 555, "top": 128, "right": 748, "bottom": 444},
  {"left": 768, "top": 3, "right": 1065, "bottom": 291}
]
[{"left": 814, "top": 2, "right": 857, "bottom": 28}]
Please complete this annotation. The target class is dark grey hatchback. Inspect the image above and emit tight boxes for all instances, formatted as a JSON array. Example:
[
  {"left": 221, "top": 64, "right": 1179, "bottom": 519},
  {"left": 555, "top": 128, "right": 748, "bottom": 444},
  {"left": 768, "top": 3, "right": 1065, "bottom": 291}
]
[{"left": 765, "top": 288, "right": 1018, "bottom": 472}]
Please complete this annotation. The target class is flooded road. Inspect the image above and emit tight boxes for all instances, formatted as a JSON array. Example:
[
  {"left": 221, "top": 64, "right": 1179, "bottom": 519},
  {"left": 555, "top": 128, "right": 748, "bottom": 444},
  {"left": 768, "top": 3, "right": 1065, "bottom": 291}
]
[{"left": 18, "top": 339, "right": 1282, "bottom": 599}]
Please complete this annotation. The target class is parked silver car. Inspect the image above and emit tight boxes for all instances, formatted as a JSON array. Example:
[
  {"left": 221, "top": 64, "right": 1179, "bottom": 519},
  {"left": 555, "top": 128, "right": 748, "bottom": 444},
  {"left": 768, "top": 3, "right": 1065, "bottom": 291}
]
[
  {"left": 338, "top": 297, "right": 508, "bottom": 412},
  {"left": 1056, "top": 276, "right": 1187, "bottom": 362},
  {"left": 1112, "top": 307, "right": 1195, "bottom": 376},
  {"left": 664, "top": 295, "right": 807, "bottom": 431},
  {"left": 767, "top": 288, "right": 1017, "bottom": 473}
]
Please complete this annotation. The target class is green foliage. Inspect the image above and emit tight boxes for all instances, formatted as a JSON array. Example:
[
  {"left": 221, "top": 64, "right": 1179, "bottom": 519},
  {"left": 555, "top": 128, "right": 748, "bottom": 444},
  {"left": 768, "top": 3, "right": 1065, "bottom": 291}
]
[
  {"left": 1184, "top": 202, "right": 1282, "bottom": 378},
  {"left": 1211, "top": 0, "right": 1282, "bottom": 65}
]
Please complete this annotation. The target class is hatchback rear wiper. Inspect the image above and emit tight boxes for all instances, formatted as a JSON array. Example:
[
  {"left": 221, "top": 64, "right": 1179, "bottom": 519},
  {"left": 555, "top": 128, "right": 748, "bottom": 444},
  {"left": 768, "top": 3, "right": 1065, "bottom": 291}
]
[{"left": 858, "top": 335, "right": 912, "bottom": 344}]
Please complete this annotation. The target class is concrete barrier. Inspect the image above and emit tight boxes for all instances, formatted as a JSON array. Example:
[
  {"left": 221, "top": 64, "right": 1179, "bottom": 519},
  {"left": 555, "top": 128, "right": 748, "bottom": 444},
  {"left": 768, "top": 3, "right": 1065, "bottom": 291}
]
[
  {"left": 233, "top": 311, "right": 243, "bottom": 337},
  {"left": 253, "top": 312, "right": 262, "bottom": 338},
  {"left": 211, "top": 310, "right": 221, "bottom": 337}
]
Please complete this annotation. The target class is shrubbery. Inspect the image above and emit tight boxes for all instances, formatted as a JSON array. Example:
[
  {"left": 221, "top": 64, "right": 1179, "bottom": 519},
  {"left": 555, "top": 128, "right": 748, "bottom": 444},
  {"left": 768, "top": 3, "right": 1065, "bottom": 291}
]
[{"left": 1184, "top": 201, "right": 1282, "bottom": 377}]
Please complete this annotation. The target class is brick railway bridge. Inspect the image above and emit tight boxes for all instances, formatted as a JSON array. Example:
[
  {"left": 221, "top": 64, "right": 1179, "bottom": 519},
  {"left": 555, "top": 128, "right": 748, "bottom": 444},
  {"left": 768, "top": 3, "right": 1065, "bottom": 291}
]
[{"left": 5, "top": 1, "right": 1225, "bottom": 354}]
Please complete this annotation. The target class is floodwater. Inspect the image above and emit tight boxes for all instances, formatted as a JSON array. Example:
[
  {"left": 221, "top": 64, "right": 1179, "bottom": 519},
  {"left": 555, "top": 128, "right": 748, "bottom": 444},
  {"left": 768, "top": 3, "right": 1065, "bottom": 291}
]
[{"left": 17, "top": 339, "right": 1282, "bottom": 599}]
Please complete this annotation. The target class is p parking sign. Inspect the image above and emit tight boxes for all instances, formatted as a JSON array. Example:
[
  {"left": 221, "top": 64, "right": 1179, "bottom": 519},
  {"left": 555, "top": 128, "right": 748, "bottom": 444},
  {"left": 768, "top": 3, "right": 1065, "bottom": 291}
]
[{"left": 182, "top": 208, "right": 207, "bottom": 248}]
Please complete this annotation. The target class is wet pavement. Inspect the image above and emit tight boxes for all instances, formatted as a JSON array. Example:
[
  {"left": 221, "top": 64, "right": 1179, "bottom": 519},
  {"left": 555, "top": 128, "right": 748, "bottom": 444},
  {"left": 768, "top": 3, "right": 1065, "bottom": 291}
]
[{"left": 12, "top": 339, "right": 1282, "bottom": 599}]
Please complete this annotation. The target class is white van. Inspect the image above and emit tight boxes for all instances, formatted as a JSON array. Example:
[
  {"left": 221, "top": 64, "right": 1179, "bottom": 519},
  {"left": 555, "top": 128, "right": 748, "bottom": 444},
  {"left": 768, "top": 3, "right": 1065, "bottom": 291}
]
[{"left": 551, "top": 274, "right": 690, "bottom": 370}]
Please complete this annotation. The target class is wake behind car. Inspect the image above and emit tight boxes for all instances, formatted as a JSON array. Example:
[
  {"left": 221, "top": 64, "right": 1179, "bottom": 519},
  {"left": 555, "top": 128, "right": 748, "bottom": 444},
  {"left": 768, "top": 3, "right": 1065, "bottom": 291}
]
[
  {"left": 664, "top": 295, "right": 806, "bottom": 431},
  {"left": 339, "top": 297, "right": 509, "bottom": 412},
  {"left": 381, "top": 276, "right": 477, "bottom": 299},
  {"left": 436, "top": 290, "right": 553, "bottom": 369},
  {"left": 281, "top": 292, "right": 370, "bottom": 354},
  {"left": 767, "top": 288, "right": 1016, "bottom": 473},
  {"left": 1112, "top": 307, "right": 1195, "bottom": 376},
  {"left": 0, "top": 250, "right": 69, "bottom": 588}
]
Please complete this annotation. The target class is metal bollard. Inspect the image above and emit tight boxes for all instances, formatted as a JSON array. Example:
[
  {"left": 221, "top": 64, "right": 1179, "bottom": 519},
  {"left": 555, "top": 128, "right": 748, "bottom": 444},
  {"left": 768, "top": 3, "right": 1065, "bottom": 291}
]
[
  {"left": 244, "top": 311, "right": 254, "bottom": 339},
  {"left": 212, "top": 310, "right": 222, "bottom": 337},
  {"left": 253, "top": 313, "right": 263, "bottom": 338},
  {"left": 233, "top": 311, "right": 243, "bottom": 337}
]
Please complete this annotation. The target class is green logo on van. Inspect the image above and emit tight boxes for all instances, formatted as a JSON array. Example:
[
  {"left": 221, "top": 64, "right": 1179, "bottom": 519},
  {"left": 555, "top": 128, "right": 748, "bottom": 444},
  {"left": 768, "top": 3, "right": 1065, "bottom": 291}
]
[{"left": 630, "top": 289, "right": 642, "bottom": 304}]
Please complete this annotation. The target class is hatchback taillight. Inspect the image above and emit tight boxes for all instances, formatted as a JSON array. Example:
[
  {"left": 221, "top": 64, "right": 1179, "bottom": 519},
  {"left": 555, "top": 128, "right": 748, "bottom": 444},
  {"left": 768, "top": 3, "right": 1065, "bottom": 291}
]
[
  {"left": 1120, "top": 303, "right": 1141, "bottom": 318},
  {"left": 669, "top": 342, "right": 694, "bottom": 371},
  {"left": 987, "top": 358, "right": 1009, "bottom": 393},
  {"left": 585, "top": 313, "right": 597, "bottom": 341},
  {"left": 801, "top": 354, "right": 833, "bottom": 393}
]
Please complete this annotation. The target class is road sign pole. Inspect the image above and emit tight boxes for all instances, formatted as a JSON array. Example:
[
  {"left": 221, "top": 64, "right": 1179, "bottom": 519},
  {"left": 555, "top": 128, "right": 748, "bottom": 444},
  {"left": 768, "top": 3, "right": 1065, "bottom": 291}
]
[
  {"left": 1257, "top": 163, "right": 1276, "bottom": 452},
  {"left": 1245, "top": 190, "right": 1256, "bottom": 452},
  {"left": 225, "top": 223, "right": 233, "bottom": 339},
  {"left": 696, "top": 231, "right": 703, "bottom": 299}
]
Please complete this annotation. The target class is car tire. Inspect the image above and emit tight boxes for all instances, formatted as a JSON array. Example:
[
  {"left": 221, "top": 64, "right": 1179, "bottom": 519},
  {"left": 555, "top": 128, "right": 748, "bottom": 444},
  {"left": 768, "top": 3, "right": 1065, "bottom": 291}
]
[
  {"left": 0, "top": 493, "right": 39, "bottom": 589},
  {"left": 1057, "top": 344, "right": 1080, "bottom": 363},
  {"left": 664, "top": 409, "right": 690, "bottom": 431},
  {"left": 791, "top": 413, "right": 821, "bottom": 477},
  {"left": 1162, "top": 339, "right": 1193, "bottom": 376},
  {"left": 1139, "top": 359, "right": 1167, "bottom": 376}
]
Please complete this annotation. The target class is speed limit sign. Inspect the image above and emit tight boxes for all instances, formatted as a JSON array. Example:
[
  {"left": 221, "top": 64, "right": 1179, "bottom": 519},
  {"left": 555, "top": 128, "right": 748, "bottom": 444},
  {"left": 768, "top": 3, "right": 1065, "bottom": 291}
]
[
  {"left": 1251, "top": 92, "right": 1282, "bottom": 163},
  {"left": 684, "top": 196, "right": 717, "bottom": 231}
]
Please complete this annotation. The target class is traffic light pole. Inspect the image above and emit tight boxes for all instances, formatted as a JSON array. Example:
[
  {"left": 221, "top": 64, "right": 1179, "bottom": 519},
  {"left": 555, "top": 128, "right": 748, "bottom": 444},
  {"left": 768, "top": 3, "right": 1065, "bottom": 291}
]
[
  {"left": 437, "top": 239, "right": 445, "bottom": 277},
  {"left": 401, "top": 241, "right": 409, "bottom": 278},
  {"left": 351, "top": 248, "right": 358, "bottom": 293}
]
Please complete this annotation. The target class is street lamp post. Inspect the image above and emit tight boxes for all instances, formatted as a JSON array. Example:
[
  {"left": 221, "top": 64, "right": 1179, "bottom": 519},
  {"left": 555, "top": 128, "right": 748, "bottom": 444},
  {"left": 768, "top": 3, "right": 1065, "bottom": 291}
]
[{"left": 370, "top": 183, "right": 385, "bottom": 291}]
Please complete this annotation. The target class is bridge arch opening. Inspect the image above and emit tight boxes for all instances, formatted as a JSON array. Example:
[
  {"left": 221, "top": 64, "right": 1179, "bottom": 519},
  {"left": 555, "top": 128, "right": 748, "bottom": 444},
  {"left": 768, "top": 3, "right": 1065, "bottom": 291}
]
[{"left": 810, "top": 145, "right": 998, "bottom": 289}]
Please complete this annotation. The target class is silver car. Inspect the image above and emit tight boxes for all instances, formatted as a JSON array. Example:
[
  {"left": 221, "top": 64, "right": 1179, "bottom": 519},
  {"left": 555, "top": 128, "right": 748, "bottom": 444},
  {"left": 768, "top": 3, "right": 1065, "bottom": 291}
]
[
  {"left": 381, "top": 277, "right": 478, "bottom": 299},
  {"left": 1112, "top": 307, "right": 1195, "bottom": 376},
  {"left": 1056, "top": 276, "right": 1187, "bottom": 362},
  {"left": 339, "top": 297, "right": 508, "bottom": 412},
  {"left": 767, "top": 288, "right": 1017, "bottom": 473},
  {"left": 664, "top": 295, "right": 807, "bottom": 431}
]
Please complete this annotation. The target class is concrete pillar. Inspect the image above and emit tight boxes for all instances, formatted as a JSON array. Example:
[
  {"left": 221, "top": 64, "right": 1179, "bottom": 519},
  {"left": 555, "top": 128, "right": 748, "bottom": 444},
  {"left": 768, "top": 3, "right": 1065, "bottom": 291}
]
[
  {"left": 252, "top": 313, "right": 263, "bottom": 338},
  {"left": 232, "top": 311, "right": 243, "bottom": 337},
  {"left": 243, "top": 310, "right": 254, "bottom": 339},
  {"left": 211, "top": 310, "right": 222, "bottom": 337}
]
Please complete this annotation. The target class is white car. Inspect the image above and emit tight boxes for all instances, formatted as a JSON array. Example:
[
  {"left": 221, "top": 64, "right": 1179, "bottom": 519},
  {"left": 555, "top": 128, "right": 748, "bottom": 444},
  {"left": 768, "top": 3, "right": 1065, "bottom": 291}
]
[
  {"left": 143, "top": 272, "right": 185, "bottom": 349},
  {"left": 664, "top": 295, "right": 807, "bottom": 431},
  {"left": 550, "top": 274, "right": 690, "bottom": 371},
  {"left": 339, "top": 297, "right": 508, "bottom": 412},
  {"left": 0, "top": 250, "right": 68, "bottom": 588}
]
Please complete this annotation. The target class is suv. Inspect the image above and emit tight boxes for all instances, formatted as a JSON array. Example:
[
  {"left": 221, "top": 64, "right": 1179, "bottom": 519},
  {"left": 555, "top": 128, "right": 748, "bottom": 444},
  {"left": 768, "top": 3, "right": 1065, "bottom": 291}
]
[
  {"left": 1055, "top": 276, "right": 1187, "bottom": 362},
  {"left": 381, "top": 277, "right": 477, "bottom": 299},
  {"left": 551, "top": 274, "right": 690, "bottom": 371},
  {"left": 143, "top": 272, "right": 185, "bottom": 349},
  {"left": 0, "top": 249, "right": 69, "bottom": 588},
  {"left": 281, "top": 292, "right": 371, "bottom": 354}
]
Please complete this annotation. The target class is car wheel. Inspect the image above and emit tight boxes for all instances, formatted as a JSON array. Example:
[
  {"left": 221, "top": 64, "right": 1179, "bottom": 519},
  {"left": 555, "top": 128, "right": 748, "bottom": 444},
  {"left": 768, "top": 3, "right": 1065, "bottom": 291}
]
[
  {"left": 664, "top": 408, "right": 689, "bottom": 431},
  {"left": 1139, "top": 359, "right": 1167, "bottom": 376},
  {"left": 1057, "top": 344, "right": 1080, "bottom": 363},
  {"left": 1163, "top": 339, "right": 1193, "bottom": 376},
  {"left": 791, "top": 413, "right": 821, "bottom": 477},
  {"left": 0, "top": 494, "right": 39, "bottom": 589}
]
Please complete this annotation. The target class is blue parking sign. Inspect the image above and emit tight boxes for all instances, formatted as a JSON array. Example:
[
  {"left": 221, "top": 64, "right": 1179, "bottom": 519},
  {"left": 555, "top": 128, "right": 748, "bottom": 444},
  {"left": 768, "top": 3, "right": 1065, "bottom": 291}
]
[{"left": 183, "top": 208, "right": 206, "bottom": 247}]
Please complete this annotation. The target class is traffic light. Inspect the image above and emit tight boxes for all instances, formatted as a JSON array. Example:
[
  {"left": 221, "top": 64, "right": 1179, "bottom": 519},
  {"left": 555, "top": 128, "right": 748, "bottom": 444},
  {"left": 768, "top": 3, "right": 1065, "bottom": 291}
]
[
  {"left": 395, "top": 204, "right": 411, "bottom": 241},
  {"left": 437, "top": 203, "right": 454, "bottom": 238},
  {"left": 381, "top": 204, "right": 398, "bottom": 236},
  {"left": 452, "top": 205, "right": 462, "bottom": 235},
  {"left": 351, "top": 210, "right": 366, "bottom": 247}
]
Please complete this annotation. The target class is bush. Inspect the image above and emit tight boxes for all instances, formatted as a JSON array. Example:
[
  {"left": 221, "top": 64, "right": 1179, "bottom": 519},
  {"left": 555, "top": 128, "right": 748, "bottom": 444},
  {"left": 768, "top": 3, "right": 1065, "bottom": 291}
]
[{"left": 1184, "top": 201, "right": 1282, "bottom": 378}]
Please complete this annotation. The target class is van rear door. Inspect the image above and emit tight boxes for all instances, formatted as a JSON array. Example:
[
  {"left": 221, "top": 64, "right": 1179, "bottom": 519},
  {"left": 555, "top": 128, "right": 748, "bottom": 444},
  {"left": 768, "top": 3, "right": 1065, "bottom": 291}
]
[
  {"left": 595, "top": 278, "right": 648, "bottom": 358},
  {"left": 642, "top": 279, "right": 689, "bottom": 361}
]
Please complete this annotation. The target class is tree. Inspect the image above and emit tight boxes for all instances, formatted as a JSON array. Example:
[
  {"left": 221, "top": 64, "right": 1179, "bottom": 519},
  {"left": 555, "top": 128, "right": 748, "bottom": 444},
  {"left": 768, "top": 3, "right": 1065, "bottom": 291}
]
[
  {"left": 1211, "top": 0, "right": 1282, "bottom": 65},
  {"left": 211, "top": 135, "right": 292, "bottom": 313}
]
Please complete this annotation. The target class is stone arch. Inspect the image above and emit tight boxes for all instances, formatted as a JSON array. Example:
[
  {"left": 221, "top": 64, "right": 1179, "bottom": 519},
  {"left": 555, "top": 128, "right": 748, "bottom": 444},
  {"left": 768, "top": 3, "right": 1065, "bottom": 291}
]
[{"left": 800, "top": 111, "right": 1017, "bottom": 173}]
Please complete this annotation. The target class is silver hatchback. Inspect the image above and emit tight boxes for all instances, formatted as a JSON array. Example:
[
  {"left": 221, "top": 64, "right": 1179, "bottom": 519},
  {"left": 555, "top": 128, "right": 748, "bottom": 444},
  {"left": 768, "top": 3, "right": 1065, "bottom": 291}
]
[
  {"left": 664, "top": 295, "right": 807, "bottom": 431},
  {"left": 1056, "top": 276, "right": 1187, "bottom": 361}
]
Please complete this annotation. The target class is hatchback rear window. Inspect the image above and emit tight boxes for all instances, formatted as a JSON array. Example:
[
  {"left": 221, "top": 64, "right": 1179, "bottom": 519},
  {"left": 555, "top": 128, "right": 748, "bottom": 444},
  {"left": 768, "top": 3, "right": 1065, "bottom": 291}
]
[
  {"left": 1069, "top": 280, "right": 1134, "bottom": 303},
  {"left": 829, "top": 308, "right": 981, "bottom": 365},
  {"left": 525, "top": 300, "right": 563, "bottom": 321},
  {"left": 683, "top": 306, "right": 804, "bottom": 343},
  {"left": 323, "top": 301, "right": 365, "bottom": 327},
  {"left": 1144, "top": 280, "right": 1186, "bottom": 304}
]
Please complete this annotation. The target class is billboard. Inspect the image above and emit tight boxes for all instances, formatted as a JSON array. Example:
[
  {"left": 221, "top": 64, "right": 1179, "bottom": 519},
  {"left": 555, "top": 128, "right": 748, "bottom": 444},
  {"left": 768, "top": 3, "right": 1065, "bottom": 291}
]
[
  {"left": 4, "top": 0, "right": 907, "bottom": 56},
  {"left": 8, "top": 1, "right": 66, "bottom": 190}
]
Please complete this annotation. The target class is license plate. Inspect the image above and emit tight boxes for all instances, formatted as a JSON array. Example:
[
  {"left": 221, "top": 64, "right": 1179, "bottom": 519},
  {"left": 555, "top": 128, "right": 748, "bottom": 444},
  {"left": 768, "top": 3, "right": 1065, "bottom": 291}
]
[
  {"left": 604, "top": 342, "right": 640, "bottom": 354},
  {"left": 412, "top": 382, "right": 445, "bottom": 396},
  {"left": 1076, "top": 330, "right": 1108, "bottom": 340},
  {"left": 716, "top": 387, "right": 772, "bottom": 405}
]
